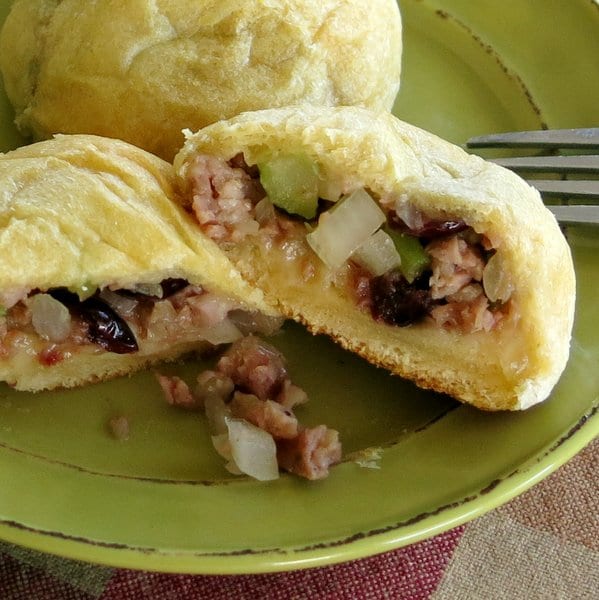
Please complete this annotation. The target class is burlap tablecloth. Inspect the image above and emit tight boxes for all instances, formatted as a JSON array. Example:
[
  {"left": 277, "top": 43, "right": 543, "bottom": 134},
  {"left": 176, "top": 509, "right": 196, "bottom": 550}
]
[{"left": 0, "top": 438, "right": 596, "bottom": 599}]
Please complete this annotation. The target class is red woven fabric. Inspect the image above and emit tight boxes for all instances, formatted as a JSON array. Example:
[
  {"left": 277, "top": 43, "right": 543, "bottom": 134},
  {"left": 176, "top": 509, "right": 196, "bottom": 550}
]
[
  {"left": 0, "top": 553, "right": 93, "bottom": 600},
  {"left": 101, "top": 527, "right": 465, "bottom": 600}
]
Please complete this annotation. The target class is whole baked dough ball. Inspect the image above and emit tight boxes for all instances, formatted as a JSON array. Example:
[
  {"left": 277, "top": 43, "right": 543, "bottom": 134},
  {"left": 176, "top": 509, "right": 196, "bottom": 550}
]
[{"left": 0, "top": 0, "right": 402, "bottom": 160}]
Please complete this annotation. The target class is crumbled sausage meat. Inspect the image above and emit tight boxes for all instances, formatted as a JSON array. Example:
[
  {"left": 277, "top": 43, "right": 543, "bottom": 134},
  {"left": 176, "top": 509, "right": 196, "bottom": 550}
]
[
  {"left": 188, "top": 155, "right": 264, "bottom": 242},
  {"left": 156, "top": 374, "right": 202, "bottom": 410},
  {"left": 430, "top": 284, "right": 498, "bottom": 333},
  {"left": 185, "top": 335, "right": 342, "bottom": 480},
  {"left": 276, "top": 379, "right": 309, "bottom": 410},
  {"left": 230, "top": 392, "right": 299, "bottom": 439},
  {"left": 217, "top": 335, "right": 288, "bottom": 400},
  {"left": 277, "top": 425, "right": 342, "bottom": 480},
  {"left": 427, "top": 236, "right": 485, "bottom": 300},
  {"left": 194, "top": 370, "right": 235, "bottom": 408},
  {"left": 1, "top": 282, "right": 277, "bottom": 367},
  {"left": 109, "top": 415, "right": 130, "bottom": 441}
]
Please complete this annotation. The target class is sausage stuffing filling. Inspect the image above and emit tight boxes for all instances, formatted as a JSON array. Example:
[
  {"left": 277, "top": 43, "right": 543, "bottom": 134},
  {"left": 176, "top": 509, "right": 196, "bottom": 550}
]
[
  {"left": 185, "top": 153, "right": 513, "bottom": 334},
  {"left": 0, "top": 279, "right": 283, "bottom": 365}
]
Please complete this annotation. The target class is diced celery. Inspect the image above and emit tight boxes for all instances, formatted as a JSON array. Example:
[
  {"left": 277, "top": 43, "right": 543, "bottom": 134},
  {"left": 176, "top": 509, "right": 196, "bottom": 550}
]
[
  {"left": 384, "top": 227, "right": 430, "bottom": 283},
  {"left": 68, "top": 282, "right": 96, "bottom": 300},
  {"left": 259, "top": 153, "right": 319, "bottom": 219}
]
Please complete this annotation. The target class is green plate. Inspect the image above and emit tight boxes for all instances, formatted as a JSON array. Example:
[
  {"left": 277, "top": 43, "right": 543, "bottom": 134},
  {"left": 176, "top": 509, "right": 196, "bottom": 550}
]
[{"left": 0, "top": 0, "right": 597, "bottom": 574}]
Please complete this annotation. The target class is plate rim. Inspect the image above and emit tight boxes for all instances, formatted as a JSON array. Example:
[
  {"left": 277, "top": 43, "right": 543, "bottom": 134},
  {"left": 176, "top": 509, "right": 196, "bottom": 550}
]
[{"left": 0, "top": 405, "right": 596, "bottom": 574}]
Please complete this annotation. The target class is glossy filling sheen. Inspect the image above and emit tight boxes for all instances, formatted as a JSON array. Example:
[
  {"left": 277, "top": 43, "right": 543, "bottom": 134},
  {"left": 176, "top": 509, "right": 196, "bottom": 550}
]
[
  {"left": 0, "top": 279, "right": 282, "bottom": 366},
  {"left": 185, "top": 153, "right": 514, "bottom": 334}
]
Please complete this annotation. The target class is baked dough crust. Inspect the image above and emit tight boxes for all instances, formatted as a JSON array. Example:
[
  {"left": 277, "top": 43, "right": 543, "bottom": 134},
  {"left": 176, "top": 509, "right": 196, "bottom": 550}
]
[
  {"left": 0, "top": 0, "right": 402, "bottom": 161},
  {"left": 174, "top": 106, "right": 576, "bottom": 411},
  {"left": 0, "top": 134, "right": 274, "bottom": 390}
]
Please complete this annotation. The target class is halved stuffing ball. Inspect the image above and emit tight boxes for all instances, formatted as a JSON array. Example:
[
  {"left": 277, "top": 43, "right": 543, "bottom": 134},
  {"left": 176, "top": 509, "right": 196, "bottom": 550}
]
[{"left": 0, "top": 0, "right": 403, "bottom": 160}]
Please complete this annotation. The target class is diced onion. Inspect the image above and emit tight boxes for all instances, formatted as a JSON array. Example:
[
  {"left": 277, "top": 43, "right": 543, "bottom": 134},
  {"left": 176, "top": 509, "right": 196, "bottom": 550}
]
[
  {"left": 188, "top": 292, "right": 239, "bottom": 328},
  {"left": 225, "top": 418, "right": 279, "bottom": 481},
  {"left": 225, "top": 462, "right": 243, "bottom": 475},
  {"left": 145, "top": 300, "right": 178, "bottom": 340},
  {"left": 306, "top": 188, "right": 386, "bottom": 269},
  {"left": 99, "top": 289, "right": 139, "bottom": 317},
  {"left": 317, "top": 178, "right": 344, "bottom": 203},
  {"left": 211, "top": 432, "right": 231, "bottom": 458},
  {"left": 211, "top": 433, "right": 243, "bottom": 474},
  {"left": 30, "top": 294, "right": 71, "bottom": 342},
  {"left": 198, "top": 318, "right": 243, "bottom": 345},
  {"left": 235, "top": 219, "right": 260, "bottom": 237},
  {"left": 254, "top": 197, "right": 276, "bottom": 224},
  {"left": 0, "top": 288, "right": 28, "bottom": 309},
  {"left": 351, "top": 229, "right": 402, "bottom": 276},
  {"left": 482, "top": 253, "right": 513, "bottom": 302},
  {"left": 132, "top": 283, "right": 164, "bottom": 298},
  {"left": 394, "top": 195, "right": 425, "bottom": 231},
  {"left": 205, "top": 395, "right": 231, "bottom": 435},
  {"left": 229, "top": 310, "right": 285, "bottom": 336}
]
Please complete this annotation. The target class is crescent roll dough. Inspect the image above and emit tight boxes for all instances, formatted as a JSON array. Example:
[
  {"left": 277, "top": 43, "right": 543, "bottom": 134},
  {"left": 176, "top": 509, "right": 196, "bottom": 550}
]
[
  {"left": 174, "top": 106, "right": 576, "bottom": 411},
  {"left": 0, "top": 0, "right": 402, "bottom": 161},
  {"left": 0, "top": 134, "right": 280, "bottom": 391}
]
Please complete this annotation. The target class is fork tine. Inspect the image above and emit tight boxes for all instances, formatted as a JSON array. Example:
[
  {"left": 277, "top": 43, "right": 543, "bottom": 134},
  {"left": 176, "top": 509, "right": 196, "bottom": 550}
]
[
  {"left": 523, "top": 179, "right": 599, "bottom": 200},
  {"left": 548, "top": 205, "right": 599, "bottom": 225},
  {"left": 491, "top": 154, "right": 599, "bottom": 173},
  {"left": 467, "top": 127, "right": 599, "bottom": 149},
  {"left": 465, "top": 128, "right": 599, "bottom": 223}
]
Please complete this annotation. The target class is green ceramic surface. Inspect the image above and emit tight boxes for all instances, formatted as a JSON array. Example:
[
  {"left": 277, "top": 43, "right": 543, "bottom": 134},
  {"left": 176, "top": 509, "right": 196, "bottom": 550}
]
[{"left": 0, "top": 0, "right": 597, "bottom": 574}]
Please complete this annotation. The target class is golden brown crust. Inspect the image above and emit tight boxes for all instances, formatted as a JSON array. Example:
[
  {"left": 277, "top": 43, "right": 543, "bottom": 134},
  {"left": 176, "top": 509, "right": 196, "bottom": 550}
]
[
  {"left": 0, "top": 0, "right": 402, "bottom": 160},
  {"left": 175, "top": 106, "right": 576, "bottom": 411},
  {"left": 0, "top": 134, "right": 275, "bottom": 391}
]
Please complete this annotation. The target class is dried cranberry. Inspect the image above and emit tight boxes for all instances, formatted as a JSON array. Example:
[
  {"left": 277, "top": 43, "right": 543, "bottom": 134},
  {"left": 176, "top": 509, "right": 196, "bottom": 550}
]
[
  {"left": 388, "top": 215, "right": 468, "bottom": 239},
  {"left": 160, "top": 278, "right": 189, "bottom": 297},
  {"left": 77, "top": 297, "right": 138, "bottom": 354},
  {"left": 48, "top": 288, "right": 138, "bottom": 353},
  {"left": 370, "top": 269, "right": 433, "bottom": 326}
]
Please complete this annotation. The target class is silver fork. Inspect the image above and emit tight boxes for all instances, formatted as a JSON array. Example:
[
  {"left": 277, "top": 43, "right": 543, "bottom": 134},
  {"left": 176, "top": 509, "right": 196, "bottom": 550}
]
[{"left": 466, "top": 127, "right": 599, "bottom": 225}]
